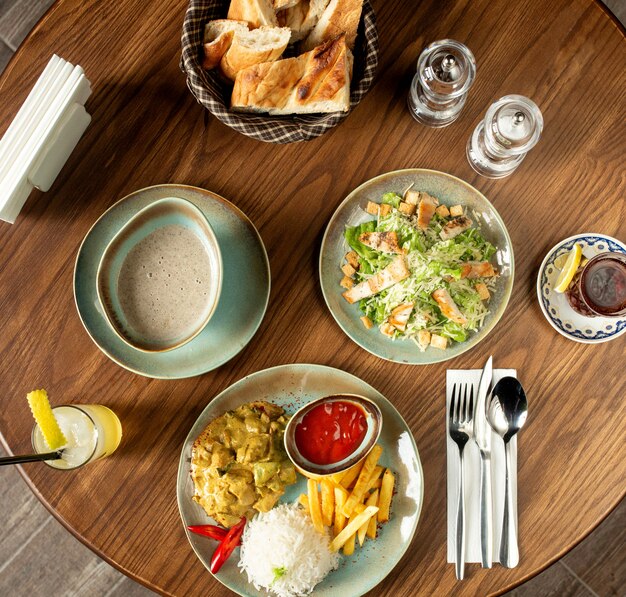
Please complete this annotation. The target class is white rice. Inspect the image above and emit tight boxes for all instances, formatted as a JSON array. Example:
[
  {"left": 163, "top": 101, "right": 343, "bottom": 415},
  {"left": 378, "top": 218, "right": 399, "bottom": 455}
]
[{"left": 238, "top": 503, "right": 340, "bottom": 597}]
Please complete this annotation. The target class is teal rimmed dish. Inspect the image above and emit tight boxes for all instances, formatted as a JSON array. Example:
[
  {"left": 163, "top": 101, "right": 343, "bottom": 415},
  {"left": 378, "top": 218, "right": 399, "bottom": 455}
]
[
  {"left": 96, "top": 197, "right": 223, "bottom": 352},
  {"left": 319, "top": 169, "right": 514, "bottom": 365},
  {"left": 176, "top": 364, "right": 423, "bottom": 597},
  {"left": 74, "top": 184, "right": 270, "bottom": 379}
]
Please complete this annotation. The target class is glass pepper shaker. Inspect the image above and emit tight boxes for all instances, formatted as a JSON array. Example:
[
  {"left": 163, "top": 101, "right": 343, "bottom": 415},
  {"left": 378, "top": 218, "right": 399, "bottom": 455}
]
[
  {"left": 466, "top": 94, "right": 543, "bottom": 178},
  {"left": 407, "top": 39, "right": 476, "bottom": 127}
]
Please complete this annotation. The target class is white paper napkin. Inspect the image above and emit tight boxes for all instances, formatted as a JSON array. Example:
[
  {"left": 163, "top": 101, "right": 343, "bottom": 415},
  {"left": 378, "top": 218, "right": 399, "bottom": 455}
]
[{"left": 446, "top": 368, "right": 518, "bottom": 564}]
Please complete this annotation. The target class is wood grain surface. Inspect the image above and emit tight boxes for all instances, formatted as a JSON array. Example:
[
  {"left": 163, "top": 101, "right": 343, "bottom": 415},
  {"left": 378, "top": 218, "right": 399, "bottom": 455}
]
[{"left": 0, "top": 0, "right": 624, "bottom": 596}]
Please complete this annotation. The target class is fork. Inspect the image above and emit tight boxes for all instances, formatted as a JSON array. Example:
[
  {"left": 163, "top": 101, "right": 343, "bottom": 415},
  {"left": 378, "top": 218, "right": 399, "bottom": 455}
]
[{"left": 449, "top": 382, "right": 474, "bottom": 580}]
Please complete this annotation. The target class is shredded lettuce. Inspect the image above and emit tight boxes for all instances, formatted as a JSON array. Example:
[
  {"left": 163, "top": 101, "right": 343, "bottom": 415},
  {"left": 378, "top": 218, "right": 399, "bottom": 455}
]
[{"left": 381, "top": 192, "right": 402, "bottom": 208}]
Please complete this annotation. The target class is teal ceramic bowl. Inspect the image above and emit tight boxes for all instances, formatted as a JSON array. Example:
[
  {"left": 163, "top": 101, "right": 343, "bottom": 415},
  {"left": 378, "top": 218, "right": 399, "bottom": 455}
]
[
  {"left": 74, "top": 184, "right": 270, "bottom": 379},
  {"left": 177, "top": 364, "right": 423, "bottom": 597},
  {"left": 97, "top": 197, "right": 223, "bottom": 352},
  {"left": 319, "top": 169, "right": 514, "bottom": 365}
]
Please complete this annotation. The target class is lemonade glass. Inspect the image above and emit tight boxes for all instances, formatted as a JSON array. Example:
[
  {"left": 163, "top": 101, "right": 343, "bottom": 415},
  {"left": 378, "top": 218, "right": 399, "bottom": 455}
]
[{"left": 32, "top": 404, "right": 122, "bottom": 469}]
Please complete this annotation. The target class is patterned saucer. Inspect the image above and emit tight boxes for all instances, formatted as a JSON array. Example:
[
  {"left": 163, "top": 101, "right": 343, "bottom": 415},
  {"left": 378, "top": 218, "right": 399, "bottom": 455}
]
[{"left": 537, "top": 233, "right": 626, "bottom": 344}]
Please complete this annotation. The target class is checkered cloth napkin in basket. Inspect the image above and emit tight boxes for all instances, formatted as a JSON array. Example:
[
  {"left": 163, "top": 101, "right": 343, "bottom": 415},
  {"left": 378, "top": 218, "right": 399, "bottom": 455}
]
[{"left": 180, "top": 0, "right": 379, "bottom": 143}]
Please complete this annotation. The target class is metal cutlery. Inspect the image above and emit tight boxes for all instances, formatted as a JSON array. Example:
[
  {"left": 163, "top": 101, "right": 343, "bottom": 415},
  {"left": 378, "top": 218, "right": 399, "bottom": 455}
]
[
  {"left": 474, "top": 356, "right": 494, "bottom": 568},
  {"left": 449, "top": 382, "right": 474, "bottom": 580},
  {"left": 487, "top": 376, "right": 528, "bottom": 568}
]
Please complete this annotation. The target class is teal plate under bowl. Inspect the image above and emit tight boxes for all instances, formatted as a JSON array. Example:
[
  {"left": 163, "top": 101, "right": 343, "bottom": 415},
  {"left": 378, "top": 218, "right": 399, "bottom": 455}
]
[
  {"left": 74, "top": 184, "right": 270, "bottom": 379},
  {"left": 319, "top": 169, "right": 514, "bottom": 365},
  {"left": 176, "top": 364, "right": 424, "bottom": 597}
]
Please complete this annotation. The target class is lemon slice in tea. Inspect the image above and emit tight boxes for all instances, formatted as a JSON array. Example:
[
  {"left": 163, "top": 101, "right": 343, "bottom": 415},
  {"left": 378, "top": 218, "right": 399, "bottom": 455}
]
[
  {"left": 554, "top": 244, "right": 582, "bottom": 293},
  {"left": 27, "top": 389, "right": 67, "bottom": 450}
]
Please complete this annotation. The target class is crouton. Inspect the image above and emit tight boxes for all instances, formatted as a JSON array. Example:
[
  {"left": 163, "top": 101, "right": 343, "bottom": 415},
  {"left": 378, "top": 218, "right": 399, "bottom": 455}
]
[
  {"left": 440, "top": 216, "right": 472, "bottom": 240},
  {"left": 432, "top": 288, "right": 468, "bottom": 325},
  {"left": 360, "top": 316, "right": 374, "bottom": 330},
  {"left": 435, "top": 205, "right": 450, "bottom": 218},
  {"left": 430, "top": 334, "right": 448, "bottom": 349},
  {"left": 359, "top": 231, "right": 404, "bottom": 254},
  {"left": 398, "top": 202, "right": 416, "bottom": 216},
  {"left": 475, "top": 282, "right": 490, "bottom": 300},
  {"left": 450, "top": 205, "right": 464, "bottom": 217},
  {"left": 404, "top": 190, "right": 421, "bottom": 205},
  {"left": 340, "top": 276, "right": 354, "bottom": 289},
  {"left": 379, "top": 203, "right": 392, "bottom": 217},
  {"left": 380, "top": 322, "right": 396, "bottom": 337},
  {"left": 342, "top": 263, "right": 356, "bottom": 277},
  {"left": 345, "top": 251, "right": 359, "bottom": 269},
  {"left": 365, "top": 201, "right": 380, "bottom": 216},
  {"left": 417, "top": 329, "right": 431, "bottom": 350}
]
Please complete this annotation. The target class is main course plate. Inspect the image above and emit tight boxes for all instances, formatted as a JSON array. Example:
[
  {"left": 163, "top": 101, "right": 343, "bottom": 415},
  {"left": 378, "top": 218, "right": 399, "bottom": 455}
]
[{"left": 176, "top": 364, "right": 424, "bottom": 597}]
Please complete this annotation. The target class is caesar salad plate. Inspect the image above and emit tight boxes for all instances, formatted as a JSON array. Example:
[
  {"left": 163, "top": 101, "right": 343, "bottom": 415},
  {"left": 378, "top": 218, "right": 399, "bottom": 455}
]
[{"left": 319, "top": 169, "right": 514, "bottom": 365}]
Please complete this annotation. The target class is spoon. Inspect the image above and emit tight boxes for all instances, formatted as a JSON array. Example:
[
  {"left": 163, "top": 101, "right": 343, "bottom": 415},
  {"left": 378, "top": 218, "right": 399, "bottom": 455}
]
[
  {"left": 487, "top": 376, "right": 528, "bottom": 568},
  {"left": 0, "top": 451, "right": 62, "bottom": 466}
]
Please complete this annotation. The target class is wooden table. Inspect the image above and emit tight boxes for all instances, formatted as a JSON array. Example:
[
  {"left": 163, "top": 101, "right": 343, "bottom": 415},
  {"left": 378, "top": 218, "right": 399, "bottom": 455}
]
[{"left": 0, "top": 0, "right": 624, "bottom": 595}]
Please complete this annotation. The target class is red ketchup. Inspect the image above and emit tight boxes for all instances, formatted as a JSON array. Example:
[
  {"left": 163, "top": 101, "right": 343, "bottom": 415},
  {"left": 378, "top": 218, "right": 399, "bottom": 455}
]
[{"left": 294, "top": 400, "right": 367, "bottom": 465}]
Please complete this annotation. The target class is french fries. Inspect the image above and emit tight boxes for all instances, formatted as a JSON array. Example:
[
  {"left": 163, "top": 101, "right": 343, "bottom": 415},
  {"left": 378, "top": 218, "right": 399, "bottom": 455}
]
[
  {"left": 297, "top": 444, "right": 395, "bottom": 556},
  {"left": 307, "top": 478, "right": 325, "bottom": 533},
  {"left": 366, "top": 489, "right": 379, "bottom": 539},
  {"left": 321, "top": 479, "right": 335, "bottom": 527},
  {"left": 343, "top": 445, "right": 382, "bottom": 517},
  {"left": 359, "top": 490, "right": 379, "bottom": 546},
  {"left": 340, "top": 459, "right": 365, "bottom": 489},
  {"left": 330, "top": 506, "right": 379, "bottom": 552},
  {"left": 363, "top": 465, "right": 384, "bottom": 494},
  {"left": 378, "top": 469, "right": 395, "bottom": 523},
  {"left": 333, "top": 486, "right": 348, "bottom": 537}
]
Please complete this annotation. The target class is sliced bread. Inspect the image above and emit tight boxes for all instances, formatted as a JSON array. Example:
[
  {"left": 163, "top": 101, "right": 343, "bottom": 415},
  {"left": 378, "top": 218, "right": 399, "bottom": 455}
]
[
  {"left": 227, "top": 0, "right": 278, "bottom": 29},
  {"left": 220, "top": 26, "right": 291, "bottom": 81},
  {"left": 301, "top": 0, "right": 363, "bottom": 51},
  {"left": 277, "top": 0, "right": 330, "bottom": 42},
  {"left": 231, "top": 34, "right": 352, "bottom": 114},
  {"left": 273, "top": 0, "right": 301, "bottom": 10},
  {"left": 202, "top": 20, "right": 249, "bottom": 70}
]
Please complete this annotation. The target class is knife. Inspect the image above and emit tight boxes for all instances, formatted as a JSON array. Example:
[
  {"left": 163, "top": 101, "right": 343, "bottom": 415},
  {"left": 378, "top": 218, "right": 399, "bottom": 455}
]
[{"left": 475, "top": 355, "right": 493, "bottom": 568}]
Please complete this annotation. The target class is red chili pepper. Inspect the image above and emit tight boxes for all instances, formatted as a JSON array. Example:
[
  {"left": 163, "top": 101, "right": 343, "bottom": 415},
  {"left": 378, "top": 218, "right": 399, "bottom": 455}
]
[
  {"left": 187, "top": 524, "right": 228, "bottom": 541},
  {"left": 210, "top": 517, "right": 246, "bottom": 574}
]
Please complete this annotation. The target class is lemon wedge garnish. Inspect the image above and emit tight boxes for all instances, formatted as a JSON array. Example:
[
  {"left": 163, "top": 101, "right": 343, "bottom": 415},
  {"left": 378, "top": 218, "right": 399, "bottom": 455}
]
[
  {"left": 27, "top": 389, "right": 66, "bottom": 450},
  {"left": 554, "top": 244, "right": 582, "bottom": 293}
]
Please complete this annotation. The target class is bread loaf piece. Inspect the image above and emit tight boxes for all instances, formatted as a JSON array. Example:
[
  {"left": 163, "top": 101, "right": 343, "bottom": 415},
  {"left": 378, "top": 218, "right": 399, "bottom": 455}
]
[
  {"left": 231, "top": 35, "right": 352, "bottom": 114},
  {"left": 220, "top": 26, "right": 291, "bottom": 81},
  {"left": 273, "top": 0, "right": 300, "bottom": 10},
  {"left": 227, "top": 0, "right": 278, "bottom": 29},
  {"left": 301, "top": 0, "right": 363, "bottom": 51},
  {"left": 277, "top": 0, "right": 330, "bottom": 42},
  {"left": 202, "top": 20, "right": 249, "bottom": 70}
]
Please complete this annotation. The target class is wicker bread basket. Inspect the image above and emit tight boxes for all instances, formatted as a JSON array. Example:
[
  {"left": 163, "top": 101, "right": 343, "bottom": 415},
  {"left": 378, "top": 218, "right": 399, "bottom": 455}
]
[{"left": 180, "top": 0, "right": 379, "bottom": 143}]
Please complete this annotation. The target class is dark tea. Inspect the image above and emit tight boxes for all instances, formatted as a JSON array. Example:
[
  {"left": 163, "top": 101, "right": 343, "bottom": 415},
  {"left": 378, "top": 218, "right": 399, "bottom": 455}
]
[{"left": 579, "top": 253, "right": 626, "bottom": 317}]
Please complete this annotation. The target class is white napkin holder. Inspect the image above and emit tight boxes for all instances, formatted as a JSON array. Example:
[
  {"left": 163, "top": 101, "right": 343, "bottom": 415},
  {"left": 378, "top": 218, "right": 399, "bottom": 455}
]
[{"left": 0, "top": 55, "right": 92, "bottom": 224}]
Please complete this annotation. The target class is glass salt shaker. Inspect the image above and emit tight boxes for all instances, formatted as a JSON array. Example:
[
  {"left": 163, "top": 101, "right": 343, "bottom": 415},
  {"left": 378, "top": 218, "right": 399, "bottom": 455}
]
[
  {"left": 407, "top": 39, "right": 476, "bottom": 127},
  {"left": 467, "top": 94, "right": 543, "bottom": 178}
]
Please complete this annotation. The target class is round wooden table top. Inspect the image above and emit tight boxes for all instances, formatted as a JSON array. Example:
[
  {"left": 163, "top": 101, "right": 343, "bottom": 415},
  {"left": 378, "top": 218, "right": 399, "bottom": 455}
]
[{"left": 0, "top": 0, "right": 624, "bottom": 595}]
